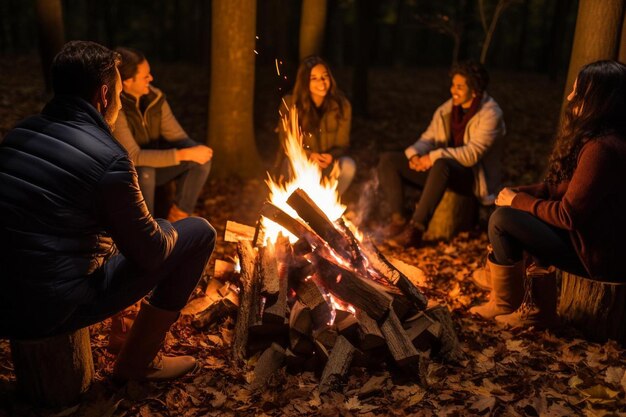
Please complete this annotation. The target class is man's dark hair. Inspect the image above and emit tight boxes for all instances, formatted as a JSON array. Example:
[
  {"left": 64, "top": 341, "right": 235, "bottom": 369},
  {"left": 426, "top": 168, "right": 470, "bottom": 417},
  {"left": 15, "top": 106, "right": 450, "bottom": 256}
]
[
  {"left": 449, "top": 61, "right": 489, "bottom": 96},
  {"left": 115, "top": 47, "right": 146, "bottom": 81},
  {"left": 51, "top": 40, "right": 120, "bottom": 102}
]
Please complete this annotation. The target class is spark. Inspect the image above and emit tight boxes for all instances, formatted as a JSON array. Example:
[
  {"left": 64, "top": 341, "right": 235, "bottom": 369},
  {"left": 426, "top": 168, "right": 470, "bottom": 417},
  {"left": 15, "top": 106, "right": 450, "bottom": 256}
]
[{"left": 275, "top": 58, "right": 281, "bottom": 76}]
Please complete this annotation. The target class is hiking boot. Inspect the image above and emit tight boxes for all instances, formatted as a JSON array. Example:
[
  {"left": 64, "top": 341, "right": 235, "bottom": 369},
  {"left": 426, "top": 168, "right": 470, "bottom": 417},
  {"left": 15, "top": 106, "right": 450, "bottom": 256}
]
[
  {"left": 495, "top": 264, "right": 558, "bottom": 329},
  {"left": 107, "top": 302, "right": 140, "bottom": 355},
  {"left": 471, "top": 247, "right": 495, "bottom": 291}
]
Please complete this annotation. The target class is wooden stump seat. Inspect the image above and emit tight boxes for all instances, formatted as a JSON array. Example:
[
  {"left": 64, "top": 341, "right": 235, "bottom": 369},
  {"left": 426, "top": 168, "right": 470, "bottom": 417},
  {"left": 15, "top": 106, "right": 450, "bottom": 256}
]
[
  {"left": 424, "top": 190, "right": 478, "bottom": 241},
  {"left": 9, "top": 327, "right": 94, "bottom": 407},
  {"left": 558, "top": 271, "right": 626, "bottom": 345}
]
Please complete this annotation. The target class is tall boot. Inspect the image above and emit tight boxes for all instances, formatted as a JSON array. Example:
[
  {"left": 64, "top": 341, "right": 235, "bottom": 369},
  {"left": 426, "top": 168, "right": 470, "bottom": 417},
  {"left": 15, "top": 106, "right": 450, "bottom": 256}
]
[
  {"left": 112, "top": 299, "right": 197, "bottom": 381},
  {"left": 495, "top": 264, "right": 558, "bottom": 329},
  {"left": 107, "top": 302, "right": 140, "bottom": 355},
  {"left": 469, "top": 260, "right": 524, "bottom": 319},
  {"left": 471, "top": 247, "right": 495, "bottom": 291}
]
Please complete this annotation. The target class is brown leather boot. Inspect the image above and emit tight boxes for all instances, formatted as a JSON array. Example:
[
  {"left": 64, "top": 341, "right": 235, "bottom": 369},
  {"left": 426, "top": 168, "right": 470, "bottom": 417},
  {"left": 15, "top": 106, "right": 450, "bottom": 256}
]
[
  {"left": 112, "top": 299, "right": 197, "bottom": 382},
  {"left": 469, "top": 259, "right": 524, "bottom": 319},
  {"left": 107, "top": 302, "right": 140, "bottom": 355},
  {"left": 495, "top": 264, "right": 558, "bottom": 329},
  {"left": 167, "top": 204, "right": 190, "bottom": 223}
]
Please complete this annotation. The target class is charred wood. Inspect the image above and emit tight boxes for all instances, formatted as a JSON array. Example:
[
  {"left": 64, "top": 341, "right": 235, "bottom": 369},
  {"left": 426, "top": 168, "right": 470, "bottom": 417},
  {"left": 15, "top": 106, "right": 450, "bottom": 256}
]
[
  {"left": 250, "top": 343, "right": 286, "bottom": 390},
  {"left": 232, "top": 240, "right": 259, "bottom": 361},
  {"left": 319, "top": 336, "right": 356, "bottom": 393},
  {"left": 380, "top": 310, "right": 426, "bottom": 384}
]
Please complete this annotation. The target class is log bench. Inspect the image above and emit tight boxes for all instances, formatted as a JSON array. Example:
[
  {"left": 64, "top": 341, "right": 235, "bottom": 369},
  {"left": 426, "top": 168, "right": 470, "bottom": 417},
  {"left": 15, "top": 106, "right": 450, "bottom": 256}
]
[
  {"left": 9, "top": 327, "right": 94, "bottom": 407},
  {"left": 423, "top": 190, "right": 478, "bottom": 241},
  {"left": 558, "top": 271, "right": 626, "bottom": 345}
]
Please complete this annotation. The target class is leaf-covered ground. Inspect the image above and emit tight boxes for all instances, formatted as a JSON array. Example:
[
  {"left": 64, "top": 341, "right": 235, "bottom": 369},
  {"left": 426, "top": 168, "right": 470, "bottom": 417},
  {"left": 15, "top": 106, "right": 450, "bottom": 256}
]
[{"left": 1, "top": 56, "right": 625, "bottom": 417}]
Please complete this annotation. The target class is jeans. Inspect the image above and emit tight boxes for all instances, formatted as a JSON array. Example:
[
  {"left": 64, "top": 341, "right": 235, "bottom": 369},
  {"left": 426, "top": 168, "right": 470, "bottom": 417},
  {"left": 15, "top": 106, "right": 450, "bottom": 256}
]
[
  {"left": 377, "top": 152, "right": 474, "bottom": 229},
  {"left": 4, "top": 217, "right": 216, "bottom": 339},
  {"left": 137, "top": 139, "right": 211, "bottom": 215},
  {"left": 488, "top": 206, "right": 587, "bottom": 275}
]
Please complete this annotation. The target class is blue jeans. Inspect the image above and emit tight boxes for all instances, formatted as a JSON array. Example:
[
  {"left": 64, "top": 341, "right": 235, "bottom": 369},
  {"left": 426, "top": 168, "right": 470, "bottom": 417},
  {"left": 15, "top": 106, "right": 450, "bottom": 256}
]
[
  {"left": 137, "top": 139, "right": 211, "bottom": 215},
  {"left": 4, "top": 218, "right": 216, "bottom": 339},
  {"left": 488, "top": 206, "right": 587, "bottom": 275}
]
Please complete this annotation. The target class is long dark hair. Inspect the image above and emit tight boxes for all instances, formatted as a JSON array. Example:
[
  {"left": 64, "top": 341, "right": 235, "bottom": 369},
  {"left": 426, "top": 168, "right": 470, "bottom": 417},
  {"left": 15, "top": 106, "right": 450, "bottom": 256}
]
[
  {"left": 546, "top": 60, "right": 626, "bottom": 184},
  {"left": 114, "top": 47, "right": 146, "bottom": 81},
  {"left": 292, "top": 55, "right": 346, "bottom": 134}
]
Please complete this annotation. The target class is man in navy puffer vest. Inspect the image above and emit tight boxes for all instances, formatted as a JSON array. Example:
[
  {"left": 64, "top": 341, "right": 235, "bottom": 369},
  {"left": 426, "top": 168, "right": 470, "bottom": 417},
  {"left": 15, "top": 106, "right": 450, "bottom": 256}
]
[{"left": 0, "top": 41, "right": 215, "bottom": 382}]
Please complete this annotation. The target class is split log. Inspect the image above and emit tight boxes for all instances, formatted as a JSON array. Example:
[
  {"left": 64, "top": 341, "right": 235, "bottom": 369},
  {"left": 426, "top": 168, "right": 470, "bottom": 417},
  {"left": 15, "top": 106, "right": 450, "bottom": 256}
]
[
  {"left": 259, "top": 201, "right": 313, "bottom": 242},
  {"left": 214, "top": 259, "right": 238, "bottom": 282},
  {"left": 225, "top": 220, "right": 257, "bottom": 243},
  {"left": 423, "top": 190, "right": 477, "bottom": 241},
  {"left": 319, "top": 336, "right": 355, "bottom": 393},
  {"left": 250, "top": 343, "right": 286, "bottom": 390},
  {"left": 192, "top": 297, "right": 238, "bottom": 329},
  {"left": 425, "top": 305, "right": 464, "bottom": 362},
  {"left": 380, "top": 310, "right": 426, "bottom": 384},
  {"left": 289, "top": 300, "right": 313, "bottom": 335},
  {"left": 314, "top": 254, "right": 393, "bottom": 321},
  {"left": 558, "top": 272, "right": 626, "bottom": 345},
  {"left": 313, "top": 325, "right": 338, "bottom": 349},
  {"left": 290, "top": 331, "right": 315, "bottom": 355},
  {"left": 336, "top": 314, "right": 358, "bottom": 340},
  {"left": 361, "top": 239, "right": 428, "bottom": 310},
  {"left": 232, "top": 240, "right": 259, "bottom": 361},
  {"left": 286, "top": 189, "right": 353, "bottom": 261},
  {"left": 295, "top": 276, "right": 334, "bottom": 327},
  {"left": 355, "top": 309, "right": 385, "bottom": 350},
  {"left": 403, "top": 312, "right": 440, "bottom": 352},
  {"left": 10, "top": 328, "right": 94, "bottom": 407}
]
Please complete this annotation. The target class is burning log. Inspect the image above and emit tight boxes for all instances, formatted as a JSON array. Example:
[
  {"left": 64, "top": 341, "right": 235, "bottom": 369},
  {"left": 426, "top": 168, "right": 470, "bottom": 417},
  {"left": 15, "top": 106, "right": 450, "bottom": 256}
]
[
  {"left": 258, "top": 240, "right": 288, "bottom": 324},
  {"left": 250, "top": 343, "right": 286, "bottom": 390},
  {"left": 295, "top": 275, "right": 334, "bottom": 327},
  {"left": 360, "top": 239, "right": 428, "bottom": 310},
  {"left": 314, "top": 254, "right": 392, "bottom": 321},
  {"left": 319, "top": 336, "right": 356, "bottom": 393},
  {"left": 286, "top": 189, "right": 354, "bottom": 261},
  {"left": 232, "top": 240, "right": 259, "bottom": 361}
]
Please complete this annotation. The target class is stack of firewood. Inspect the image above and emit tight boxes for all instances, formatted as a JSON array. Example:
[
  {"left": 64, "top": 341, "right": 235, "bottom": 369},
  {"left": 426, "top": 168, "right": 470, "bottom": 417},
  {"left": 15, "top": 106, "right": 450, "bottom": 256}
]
[{"left": 190, "top": 189, "right": 464, "bottom": 392}]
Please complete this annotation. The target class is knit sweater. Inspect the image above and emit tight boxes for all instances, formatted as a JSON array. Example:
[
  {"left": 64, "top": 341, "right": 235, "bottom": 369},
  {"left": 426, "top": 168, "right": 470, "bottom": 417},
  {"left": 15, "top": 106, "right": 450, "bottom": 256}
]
[{"left": 511, "top": 135, "right": 626, "bottom": 282}]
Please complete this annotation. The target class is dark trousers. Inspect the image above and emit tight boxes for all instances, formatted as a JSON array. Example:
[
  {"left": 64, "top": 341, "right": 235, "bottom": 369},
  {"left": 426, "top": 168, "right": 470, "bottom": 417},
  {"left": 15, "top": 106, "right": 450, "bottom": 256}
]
[
  {"left": 376, "top": 152, "right": 474, "bottom": 228},
  {"left": 137, "top": 139, "right": 211, "bottom": 215},
  {"left": 3, "top": 217, "right": 216, "bottom": 339},
  {"left": 488, "top": 206, "right": 587, "bottom": 275}
]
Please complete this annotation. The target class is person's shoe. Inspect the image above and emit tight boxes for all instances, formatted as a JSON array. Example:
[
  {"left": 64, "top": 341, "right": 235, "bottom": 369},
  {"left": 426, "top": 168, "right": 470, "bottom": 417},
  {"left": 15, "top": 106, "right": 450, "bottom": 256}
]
[
  {"left": 167, "top": 204, "right": 190, "bottom": 222},
  {"left": 495, "top": 264, "right": 558, "bottom": 329},
  {"left": 386, "top": 223, "right": 424, "bottom": 249},
  {"left": 107, "top": 302, "right": 141, "bottom": 355},
  {"left": 471, "top": 247, "right": 495, "bottom": 291},
  {"left": 113, "top": 299, "right": 198, "bottom": 382},
  {"left": 469, "top": 259, "right": 524, "bottom": 319}
]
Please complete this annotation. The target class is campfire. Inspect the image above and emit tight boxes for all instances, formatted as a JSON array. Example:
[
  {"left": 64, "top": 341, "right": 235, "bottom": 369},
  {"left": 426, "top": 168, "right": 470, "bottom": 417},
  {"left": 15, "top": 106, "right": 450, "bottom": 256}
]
[{"left": 189, "top": 109, "right": 463, "bottom": 391}]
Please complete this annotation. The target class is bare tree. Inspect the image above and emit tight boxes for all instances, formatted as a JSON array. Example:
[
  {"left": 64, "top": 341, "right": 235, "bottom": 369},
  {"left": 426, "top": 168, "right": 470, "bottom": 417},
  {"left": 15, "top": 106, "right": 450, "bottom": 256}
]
[
  {"left": 564, "top": 0, "right": 625, "bottom": 109},
  {"left": 207, "top": 0, "right": 262, "bottom": 178},
  {"left": 36, "top": 0, "right": 65, "bottom": 93},
  {"left": 478, "top": 0, "right": 521, "bottom": 64},
  {"left": 299, "top": 0, "right": 328, "bottom": 60}
]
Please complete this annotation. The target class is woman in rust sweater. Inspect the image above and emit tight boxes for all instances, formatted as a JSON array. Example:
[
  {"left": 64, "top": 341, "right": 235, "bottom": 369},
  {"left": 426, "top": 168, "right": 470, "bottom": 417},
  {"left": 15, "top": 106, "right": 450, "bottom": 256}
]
[{"left": 471, "top": 60, "right": 626, "bottom": 328}]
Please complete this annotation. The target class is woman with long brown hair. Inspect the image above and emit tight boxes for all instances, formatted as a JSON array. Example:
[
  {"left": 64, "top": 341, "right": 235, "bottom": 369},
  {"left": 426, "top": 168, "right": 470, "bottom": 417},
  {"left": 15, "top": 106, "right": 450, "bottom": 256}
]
[
  {"left": 275, "top": 55, "right": 355, "bottom": 196},
  {"left": 471, "top": 60, "right": 626, "bottom": 328}
]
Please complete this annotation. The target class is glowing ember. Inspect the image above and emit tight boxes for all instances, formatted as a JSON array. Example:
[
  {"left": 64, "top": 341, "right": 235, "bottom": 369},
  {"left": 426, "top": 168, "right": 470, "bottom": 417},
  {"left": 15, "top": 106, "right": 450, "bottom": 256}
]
[
  {"left": 262, "top": 107, "right": 346, "bottom": 243},
  {"left": 328, "top": 293, "right": 356, "bottom": 316}
]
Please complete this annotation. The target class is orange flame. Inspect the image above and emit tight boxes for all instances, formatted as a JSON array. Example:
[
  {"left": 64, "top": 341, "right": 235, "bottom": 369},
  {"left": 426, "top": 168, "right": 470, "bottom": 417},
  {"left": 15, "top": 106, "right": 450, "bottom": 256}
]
[{"left": 262, "top": 107, "right": 346, "bottom": 243}]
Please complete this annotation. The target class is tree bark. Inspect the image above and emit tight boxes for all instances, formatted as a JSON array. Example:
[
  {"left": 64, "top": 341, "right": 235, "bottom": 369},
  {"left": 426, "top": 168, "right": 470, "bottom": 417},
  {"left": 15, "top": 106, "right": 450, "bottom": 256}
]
[
  {"left": 299, "top": 0, "right": 328, "bottom": 60},
  {"left": 208, "top": 0, "right": 262, "bottom": 178},
  {"left": 35, "top": 0, "right": 65, "bottom": 93},
  {"left": 559, "top": 272, "right": 626, "bottom": 345},
  {"left": 10, "top": 328, "right": 94, "bottom": 407},
  {"left": 562, "top": 0, "right": 625, "bottom": 111}
]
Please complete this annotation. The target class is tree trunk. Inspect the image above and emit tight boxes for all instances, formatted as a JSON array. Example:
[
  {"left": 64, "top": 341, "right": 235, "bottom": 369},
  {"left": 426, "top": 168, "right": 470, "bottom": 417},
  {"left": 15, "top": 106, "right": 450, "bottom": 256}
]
[
  {"left": 562, "top": 0, "right": 625, "bottom": 111},
  {"left": 559, "top": 271, "right": 626, "bottom": 345},
  {"left": 35, "top": 0, "right": 65, "bottom": 93},
  {"left": 424, "top": 190, "right": 477, "bottom": 241},
  {"left": 208, "top": 0, "right": 262, "bottom": 178},
  {"left": 618, "top": 7, "right": 626, "bottom": 63},
  {"left": 10, "top": 328, "right": 94, "bottom": 407},
  {"left": 299, "top": 0, "right": 327, "bottom": 60}
]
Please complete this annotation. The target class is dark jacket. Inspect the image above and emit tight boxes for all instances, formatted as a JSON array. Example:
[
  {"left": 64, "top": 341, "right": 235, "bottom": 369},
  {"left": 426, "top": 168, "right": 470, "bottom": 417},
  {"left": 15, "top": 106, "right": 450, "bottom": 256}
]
[
  {"left": 0, "top": 96, "right": 177, "bottom": 337},
  {"left": 512, "top": 135, "right": 626, "bottom": 282}
]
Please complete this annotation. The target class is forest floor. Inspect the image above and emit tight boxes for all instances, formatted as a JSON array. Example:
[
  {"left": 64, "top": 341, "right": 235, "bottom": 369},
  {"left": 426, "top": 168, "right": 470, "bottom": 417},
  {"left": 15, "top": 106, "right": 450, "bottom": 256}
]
[{"left": 1, "top": 56, "right": 625, "bottom": 417}]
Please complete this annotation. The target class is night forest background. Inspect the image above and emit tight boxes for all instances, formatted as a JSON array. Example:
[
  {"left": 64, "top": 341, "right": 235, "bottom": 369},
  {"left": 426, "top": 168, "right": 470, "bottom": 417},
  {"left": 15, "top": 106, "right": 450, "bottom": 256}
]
[{"left": 2, "top": 1, "right": 626, "bottom": 417}]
